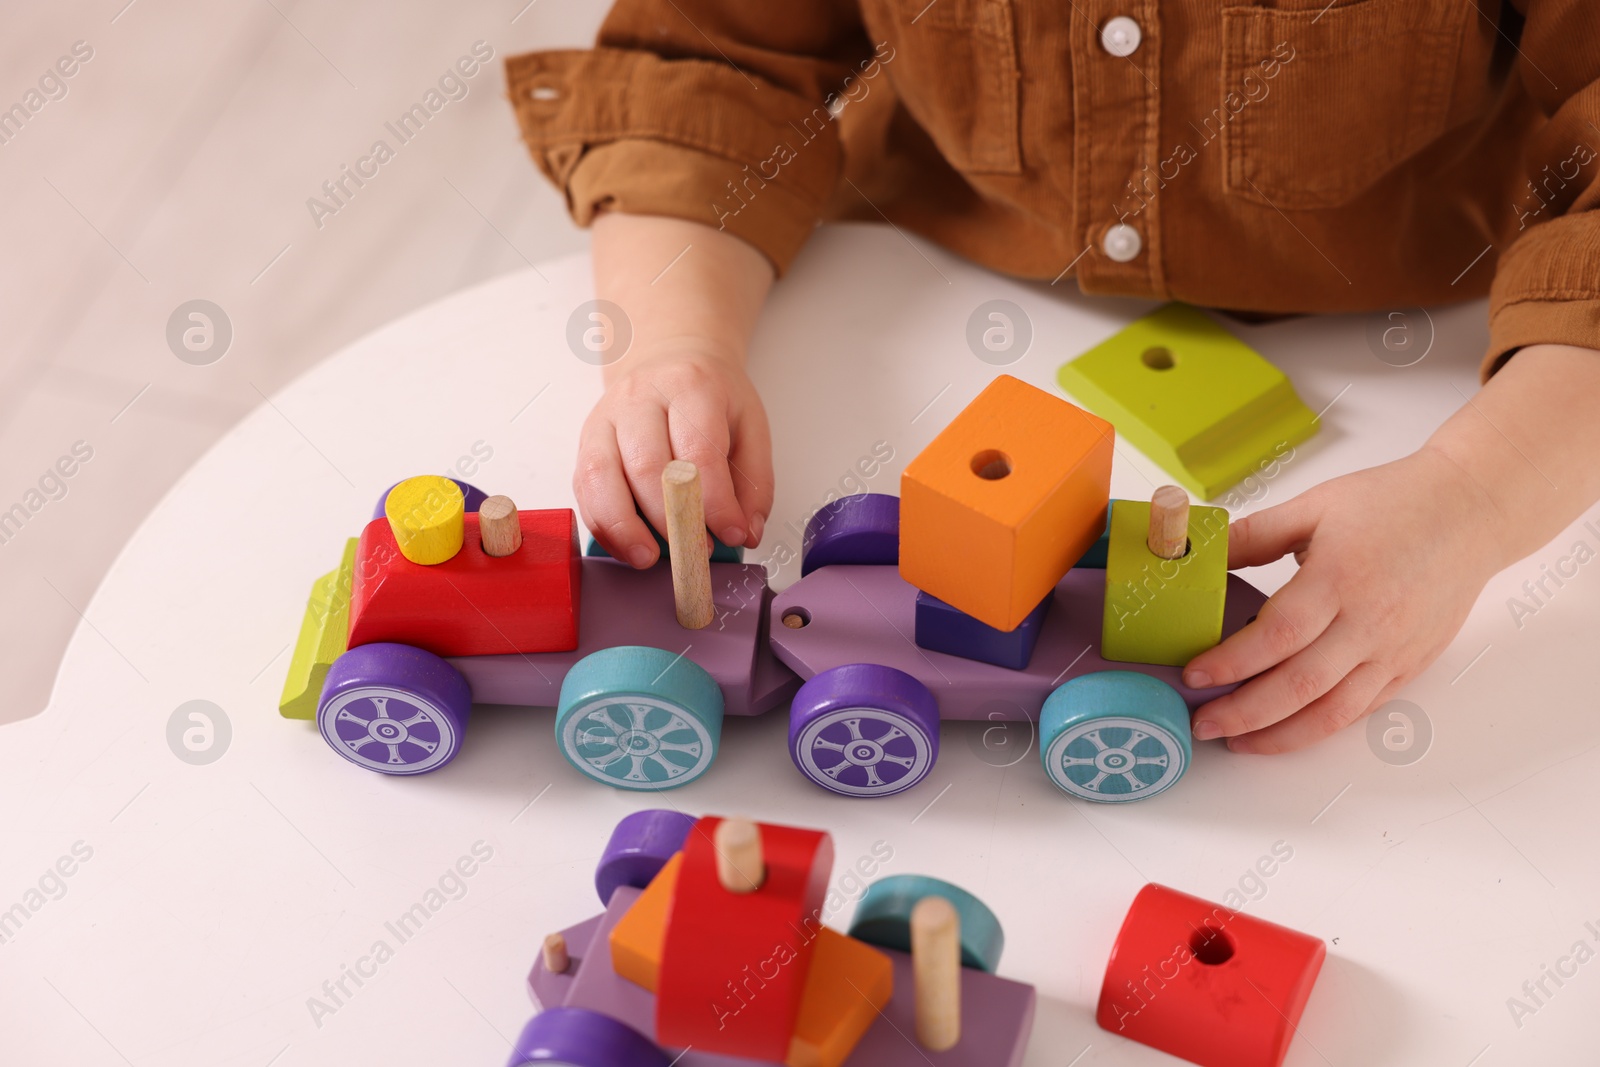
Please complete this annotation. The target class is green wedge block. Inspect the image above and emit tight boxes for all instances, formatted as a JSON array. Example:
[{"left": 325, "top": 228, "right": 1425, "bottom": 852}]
[
  {"left": 279, "top": 537, "right": 358, "bottom": 720},
  {"left": 1058, "top": 303, "right": 1318, "bottom": 499}
]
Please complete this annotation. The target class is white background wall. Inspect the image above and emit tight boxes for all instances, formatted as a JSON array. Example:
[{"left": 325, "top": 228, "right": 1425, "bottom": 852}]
[{"left": 0, "top": 0, "right": 610, "bottom": 721}]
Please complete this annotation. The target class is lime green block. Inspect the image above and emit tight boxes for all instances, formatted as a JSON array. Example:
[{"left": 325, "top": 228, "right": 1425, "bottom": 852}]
[
  {"left": 1102, "top": 499, "right": 1228, "bottom": 667},
  {"left": 279, "top": 537, "right": 358, "bottom": 719},
  {"left": 1058, "top": 303, "right": 1318, "bottom": 500}
]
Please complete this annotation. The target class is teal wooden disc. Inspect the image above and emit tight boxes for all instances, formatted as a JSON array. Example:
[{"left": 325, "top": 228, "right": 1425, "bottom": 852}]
[
  {"left": 556, "top": 646, "right": 724, "bottom": 791},
  {"left": 848, "top": 873, "right": 1004, "bottom": 973},
  {"left": 1040, "top": 670, "right": 1190, "bottom": 803}
]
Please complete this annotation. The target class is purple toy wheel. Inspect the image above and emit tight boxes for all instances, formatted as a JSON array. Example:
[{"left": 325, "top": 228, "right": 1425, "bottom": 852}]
[
  {"left": 801, "top": 493, "right": 900, "bottom": 576},
  {"left": 595, "top": 809, "right": 697, "bottom": 905},
  {"left": 318, "top": 643, "right": 471, "bottom": 776},
  {"left": 789, "top": 663, "right": 939, "bottom": 797},
  {"left": 371, "top": 478, "right": 487, "bottom": 520},
  {"left": 508, "top": 1008, "right": 669, "bottom": 1067}
]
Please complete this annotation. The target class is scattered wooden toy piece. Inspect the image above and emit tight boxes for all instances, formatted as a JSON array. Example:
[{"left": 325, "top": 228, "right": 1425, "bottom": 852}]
[
  {"left": 480, "top": 494, "right": 523, "bottom": 557},
  {"left": 542, "top": 933, "right": 570, "bottom": 975},
  {"left": 914, "top": 589, "right": 1052, "bottom": 671},
  {"left": 900, "top": 375, "right": 1113, "bottom": 632},
  {"left": 347, "top": 508, "right": 581, "bottom": 657},
  {"left": 1057, "top": 303, "right": 1319, "bottom": 500},
  {"left": 1097, "top": 883, "right": 1326, "bottom": 1067},
  {"left": 913, "top": 896, "right": 961, "bottom": 1052},
  {"left": 656, "top": 816, "right": 834, "bottom": 1060},
  {"left": 1101, "top": 490, "right": 1228, "bottom": 668},
  {"left": 662, "top": 460, "right": 714, "bottom": 629},
  {"left": 384, "top": 475, "right": 466, "bottom": 565}
]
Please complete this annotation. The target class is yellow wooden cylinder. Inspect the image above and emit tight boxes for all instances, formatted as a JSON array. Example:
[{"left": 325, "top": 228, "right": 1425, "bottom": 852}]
[{"left": 384, "top": 475, "right": 466, "bottom": 565}]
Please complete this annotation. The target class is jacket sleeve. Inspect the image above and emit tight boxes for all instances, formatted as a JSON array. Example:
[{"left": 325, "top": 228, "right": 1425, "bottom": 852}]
[
  {"left": 1483, "top": 0, "right": 1600, "bottom": 377},
  {"left": 505, "top": 2, "right": 874, "bottom": 274}
]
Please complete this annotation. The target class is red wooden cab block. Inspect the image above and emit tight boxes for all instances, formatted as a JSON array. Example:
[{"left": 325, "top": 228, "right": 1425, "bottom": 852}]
[
  {"left": 656, "top": 816, "right": 834, "bottom": 1061},
  {"left": 347, "top": 509, "right": 580, "bottom": 657},
  {"left": 1097, "top": 884, "right": 1325, "bottom": 1067}
]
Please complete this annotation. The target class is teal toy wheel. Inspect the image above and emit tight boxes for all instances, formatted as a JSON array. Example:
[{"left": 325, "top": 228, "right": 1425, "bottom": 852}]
[
  {"left": 848, "top": 873, "right": 1005, "bottom": 973},
  {"left": 1040, "top": 670, "right": 1190, "bottom": 803},
  {"left": 556, "top": 646, "right": 724, "bottom": 791}
]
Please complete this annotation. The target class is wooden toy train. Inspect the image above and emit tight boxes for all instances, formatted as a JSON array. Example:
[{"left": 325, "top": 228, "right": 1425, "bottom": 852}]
[
  {"left": 279, "top": 375, "right": 1269, "bottom": 802},
  {"left": 510, "top": 810, "right": 1326, "bottom": 1067}
]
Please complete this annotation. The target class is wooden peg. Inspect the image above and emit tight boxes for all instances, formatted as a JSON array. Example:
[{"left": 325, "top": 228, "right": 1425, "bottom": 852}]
[
  {"left": 662, "top": 460, "right": 714, "bottom": 629},
  {"left": 1147, "top": 485, "right": 1190, "bottom": 560},
  {"left": 714, "top": 817, "right": 764, "bottom": 894},
  {"left": 479, "top": 495, "right": 522, "bottom": 557},
  {"left": 542, "top": 932, "right": 570, "bottom": 974},
  {"left": 913, "top": 895, "right": 961, "bottom": 1051}
]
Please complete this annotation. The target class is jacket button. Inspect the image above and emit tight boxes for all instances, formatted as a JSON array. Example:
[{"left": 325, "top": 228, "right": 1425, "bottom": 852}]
[
  {"left": 1100, "top": 16, "right": 1142, "bottom": 57},
  {"left": 1102, "top": 223, "right": 1143, "bottom": 262}
]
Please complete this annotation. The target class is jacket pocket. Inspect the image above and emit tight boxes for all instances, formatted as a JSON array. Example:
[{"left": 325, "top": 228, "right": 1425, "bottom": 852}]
[
  {"left": 871, "top": 0, "right": 1023, "bottom": 174},
  {"left": 1221, "top": 0, "right": 1469, "bottom": 209}
]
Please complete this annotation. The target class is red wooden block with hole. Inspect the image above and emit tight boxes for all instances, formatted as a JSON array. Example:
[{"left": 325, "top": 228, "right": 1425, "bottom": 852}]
[
  {"left": 347, "top": 509, "right": 580, "bottom": 657},
  {"left": 1097, "top": 884, "right": 1325, "bottom": 1067},
  {"left": 656, "top": 816, "right": 834, "bottom": 1060}
]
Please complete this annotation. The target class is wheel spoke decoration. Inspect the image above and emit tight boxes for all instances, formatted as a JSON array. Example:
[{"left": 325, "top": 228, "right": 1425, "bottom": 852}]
[
  {"left": 1044, "top": 716, "right": 1184, "bottom": 802},
  {"left": 321, "top": 685, "right": 457, "bottom": 775},
  {"left": 796, "top": 707, "right": 934, "bottom": 798},
  {"left": 562, "top": 694, "right": 715, "bottom": 789}
]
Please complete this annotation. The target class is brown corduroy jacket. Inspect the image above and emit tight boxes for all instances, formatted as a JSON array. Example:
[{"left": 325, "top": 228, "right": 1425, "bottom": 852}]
[{"left": 506, "top": 0, "right": 1600, "bottom": 378}]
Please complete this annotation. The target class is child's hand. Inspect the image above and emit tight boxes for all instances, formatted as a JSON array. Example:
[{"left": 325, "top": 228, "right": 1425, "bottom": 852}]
[
  {"left": 1184, "top": 447, "right": 1505, "bottom": 754},
  {"left": 575, "top": 345, "right": 773, "bottom": 568}
]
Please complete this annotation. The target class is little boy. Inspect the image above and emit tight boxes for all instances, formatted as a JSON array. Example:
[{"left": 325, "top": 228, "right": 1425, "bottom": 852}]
[{"left": 505, "top": 1, "right": 1600, "bottom": 752}]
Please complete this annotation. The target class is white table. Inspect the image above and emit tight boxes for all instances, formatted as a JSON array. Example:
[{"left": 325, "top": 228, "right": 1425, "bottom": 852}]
[{"left": 4, "top": 224, "right": 1596, "bottom": 1067}]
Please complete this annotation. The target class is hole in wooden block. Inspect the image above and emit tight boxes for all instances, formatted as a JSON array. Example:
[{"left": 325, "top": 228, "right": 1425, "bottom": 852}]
[
  {"left": 1141, "top": 346, "right": 1176, "bottom": 370},
  {"left": 1189, "top": 922, "right": 1234, "bottom": 965},
  {"left": 970, "top": 449, "right": 1013, "bottom": 480},
  {"left": 782, "top": 608, "right": 811, "bottom": 629}
]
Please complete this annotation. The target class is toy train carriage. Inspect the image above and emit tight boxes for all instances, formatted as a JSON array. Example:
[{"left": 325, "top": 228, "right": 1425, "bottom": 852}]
[
  {"left": 279, "top": 475, "right": 797, "bottom": 785},
  {"left": 512, "top": 810, "right": 1035, "bottom": 1067}
]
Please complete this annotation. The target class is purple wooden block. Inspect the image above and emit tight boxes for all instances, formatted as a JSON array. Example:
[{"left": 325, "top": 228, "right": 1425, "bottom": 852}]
[
  {"left": 595, "top": 810, "right": 697, "bottom": 905},
  {"left": 801, "top": 493, "right": 900, "bottom": 575},
  {"left": 450, "top": 558, "right": 790, "bottom": 717},
  {"left": 544, "top": 890, "right": 1035, "bottom": 1067},
  {"left": 770, "top": 565, "right": 1266, "bottom": 721},
  {"left": 914, "top": 589, "right": 1053, "bottom": 671}
]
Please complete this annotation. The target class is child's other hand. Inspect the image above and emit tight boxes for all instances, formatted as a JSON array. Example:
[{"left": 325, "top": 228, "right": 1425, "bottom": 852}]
[
  {"left": 1184, "top": 447, "right": 1504, "bottom": 753},
  {"left": 575, "top": 345, "right": 773, "bottom": 569}
]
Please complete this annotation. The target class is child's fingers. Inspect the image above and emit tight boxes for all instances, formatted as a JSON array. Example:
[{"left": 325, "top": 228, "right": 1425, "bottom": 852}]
[
  {"left": 1190, "top": 619, "right": 1361, "bottom": 739},
  {"left": 664, "top": 396, "right": 746, "bottom": 549},
  {"left": 1227, "top": 499, "right": 1318, "bottom": 570},
  {"left": 1183, "top": 572, "right": 1338, "bottom": 688},
  {"left": 1226, "top": 664, "right": 1398, "bottom": 754},
  {"left": 727, "top": 413, "right": 774, "bottom": 546},
  {"left": 574, "top": 423, "right": 659, "bottom": 568},
  {"left": 614, "top": 404, "right": 674, "bottom": 552}
]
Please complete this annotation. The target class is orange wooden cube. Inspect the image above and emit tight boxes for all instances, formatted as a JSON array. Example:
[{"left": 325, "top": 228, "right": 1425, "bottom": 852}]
[{"left": 901, "top": 375, "right": 1114, "bottom": 631}]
